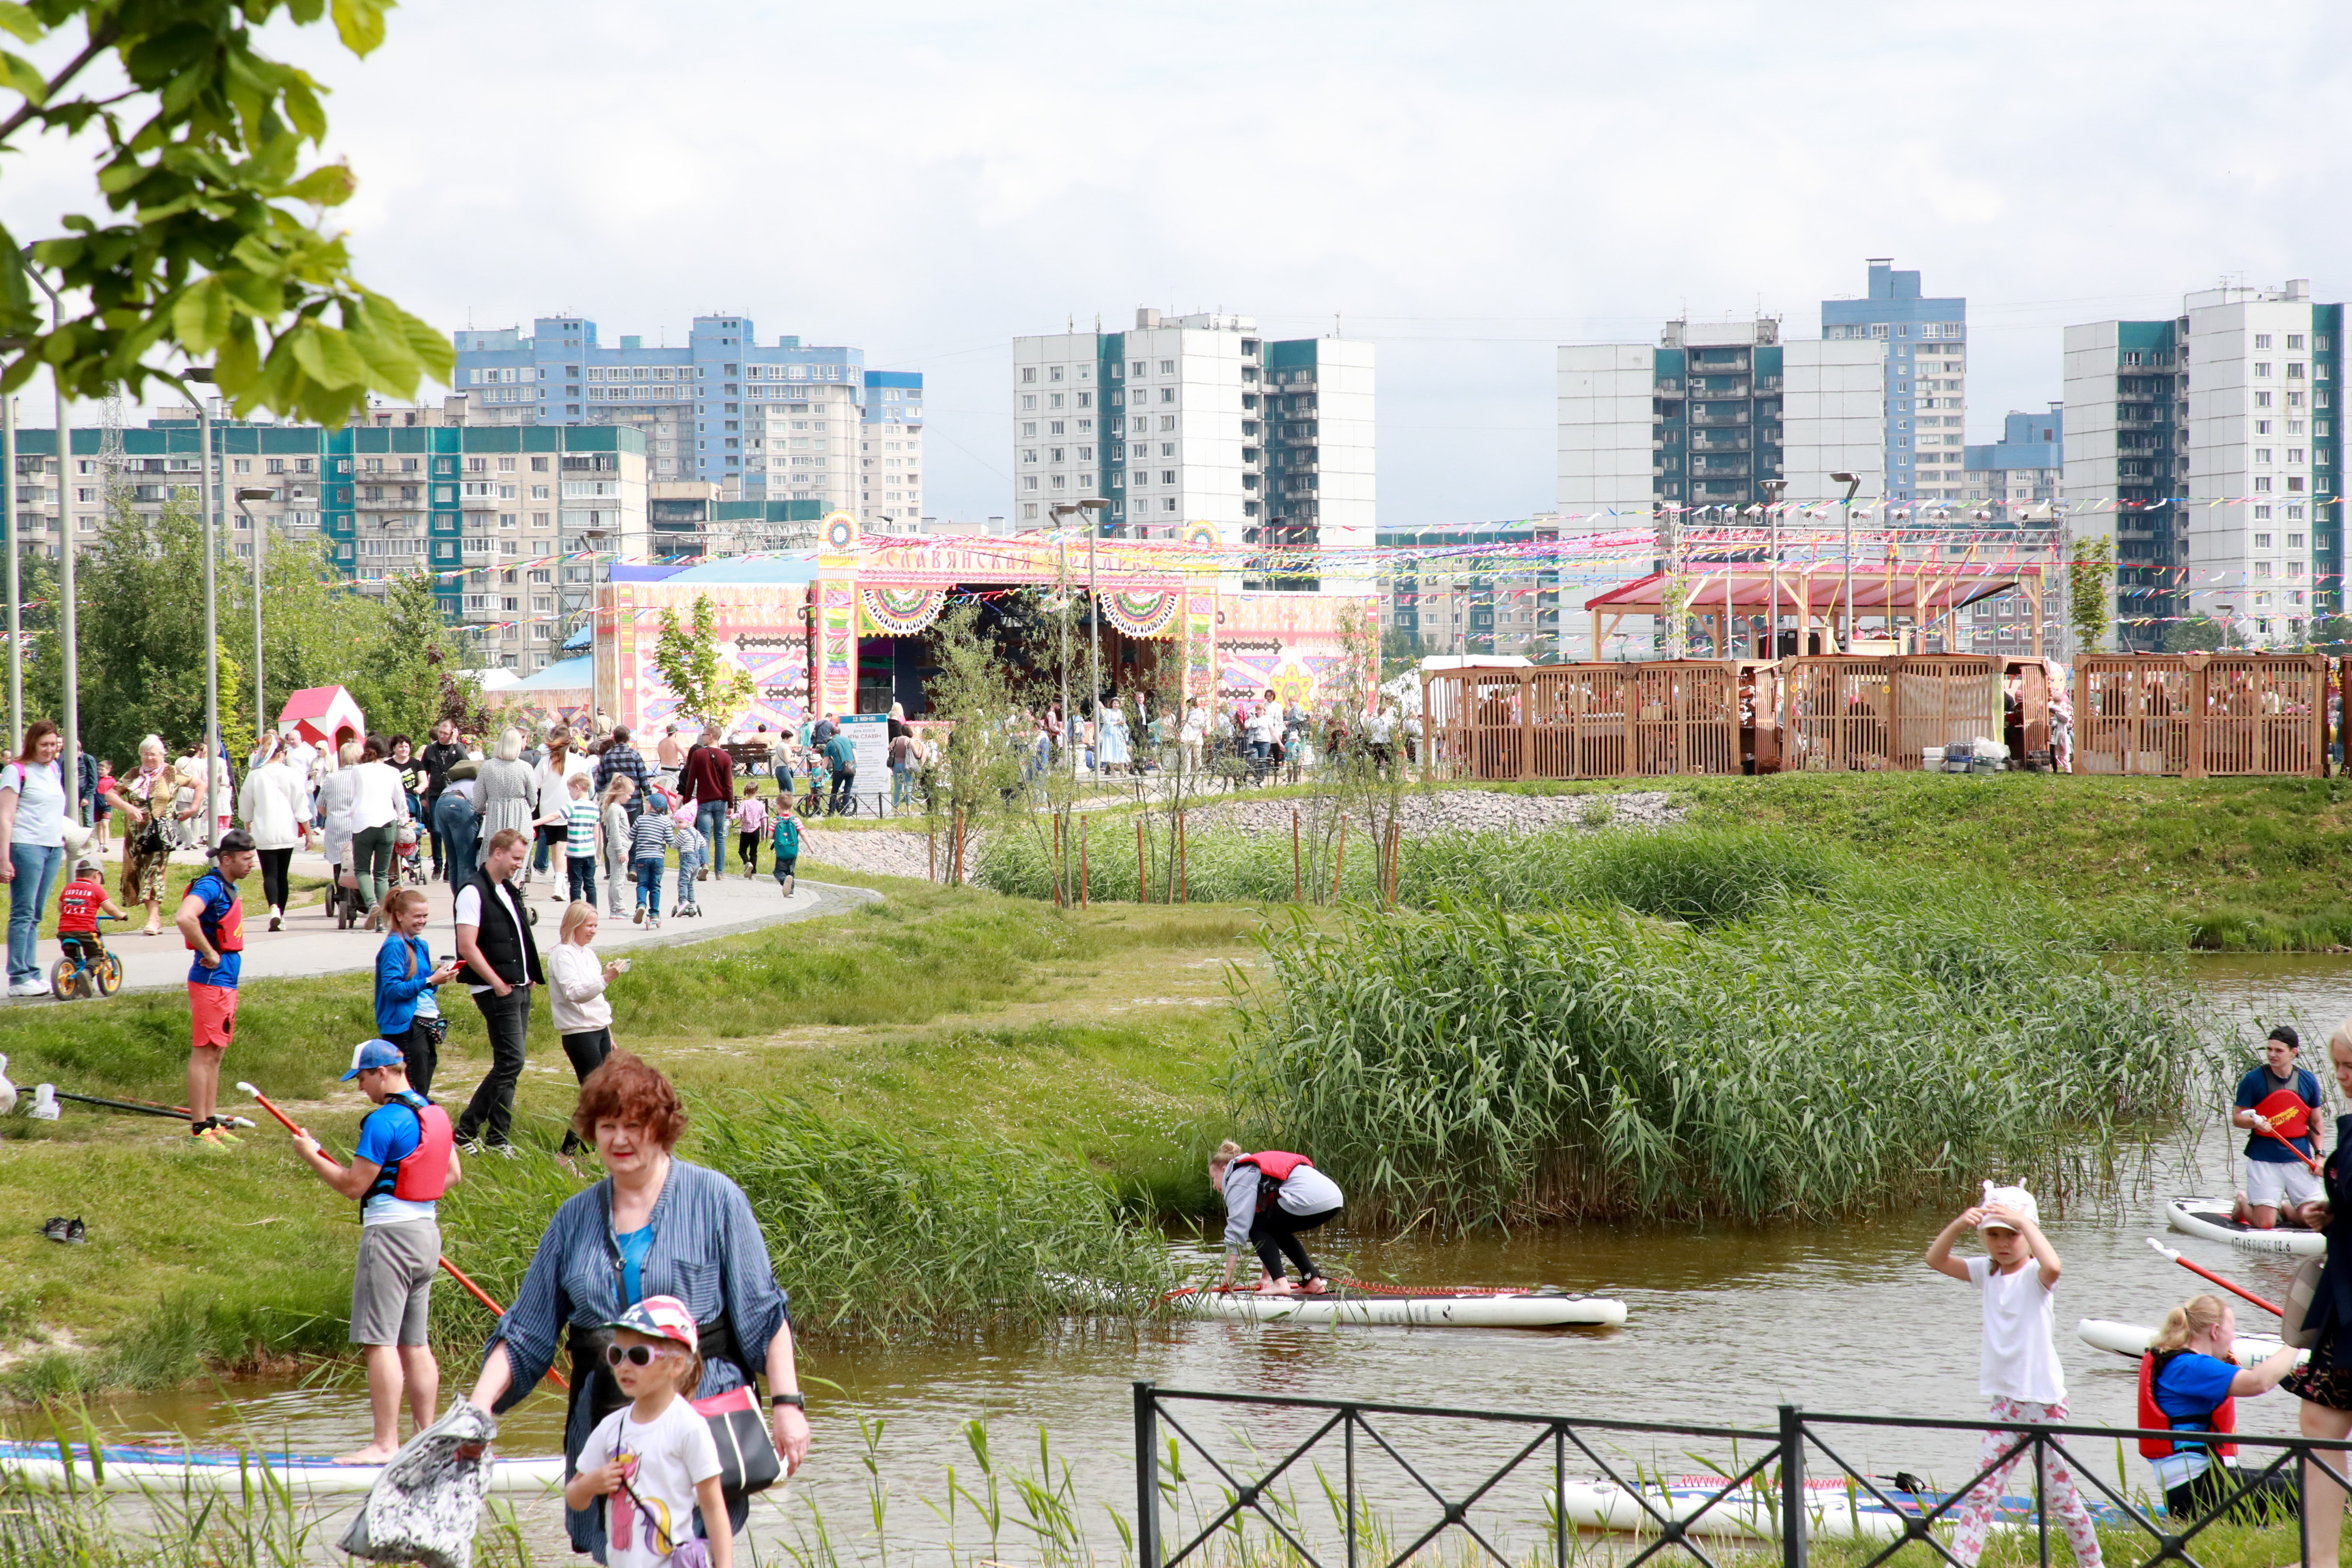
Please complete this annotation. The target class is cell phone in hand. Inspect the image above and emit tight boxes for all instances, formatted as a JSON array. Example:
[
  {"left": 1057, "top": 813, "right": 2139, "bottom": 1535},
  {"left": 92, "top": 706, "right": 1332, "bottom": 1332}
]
[{"left": 614, "top": 958, "right": 632, "bottom": 972}]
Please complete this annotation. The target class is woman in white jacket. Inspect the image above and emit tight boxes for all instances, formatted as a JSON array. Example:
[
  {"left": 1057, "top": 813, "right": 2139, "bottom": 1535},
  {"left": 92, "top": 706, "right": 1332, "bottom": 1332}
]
[
  {"left": 239, "top": 736, "right": 309, "bottom": 932},
  {"left": 549, "top": 899, "right": 625, "bottom": 1156}
]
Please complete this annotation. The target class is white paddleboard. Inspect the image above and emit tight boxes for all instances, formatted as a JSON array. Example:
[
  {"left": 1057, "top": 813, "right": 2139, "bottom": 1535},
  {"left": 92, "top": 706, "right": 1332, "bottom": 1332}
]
[
  {"left": 2077, "top": 1317, "right": 2304, "bottom": 1367},
  {"left": 1557, "top": 1478, "right": 2088, "bottom": 1541},
  {"left": 2165, "top": 1197, "right": 2326, "bottom": 1257},
  {"left": 0, "top": 1438, "right": 564, "bottom": 1496},
  {"left": 1178, "top": 1289, "right": 1625, "bottom": 1328}
]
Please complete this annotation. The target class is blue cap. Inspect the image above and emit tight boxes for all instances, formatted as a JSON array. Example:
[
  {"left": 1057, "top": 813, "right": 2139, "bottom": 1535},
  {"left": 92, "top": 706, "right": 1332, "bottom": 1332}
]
[{"left": 340, "top": 1040, "right": 406, "bottom": 1081}]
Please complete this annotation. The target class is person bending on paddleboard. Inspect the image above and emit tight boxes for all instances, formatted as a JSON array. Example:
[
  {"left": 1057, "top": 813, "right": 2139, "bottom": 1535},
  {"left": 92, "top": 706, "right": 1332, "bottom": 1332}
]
[
  {"left": 1924, "top": 1183, "right": 2103, "bottom": 1568},
  {"left": 2232, "top": 1024, "right": 2325, "bottom": 1231},
  {"left": 289, "top": 1040, "right": 461, "bottom": 1465},
  {"left": 1210, "top": 1142, "right": 1343, "bottom": 1296},
  {"left": 2138, "top": 1292, "right": 2300, "bottom": 1523}
]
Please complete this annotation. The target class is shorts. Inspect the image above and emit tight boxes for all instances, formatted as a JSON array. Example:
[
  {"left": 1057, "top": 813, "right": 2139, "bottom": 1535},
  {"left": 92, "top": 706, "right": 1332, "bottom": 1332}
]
[
  {"left": 351, "top": 1217, "right": 440, "bottom": 1346},
  {"left": 187, "top": 982, "right": 239, "bottom": 1051},
  {"left": 773, "top": 855, "right": 798, "bottom": 880},
  {"left": 2247, "top": 1157, "right": 2322, "bottom": 1210}
]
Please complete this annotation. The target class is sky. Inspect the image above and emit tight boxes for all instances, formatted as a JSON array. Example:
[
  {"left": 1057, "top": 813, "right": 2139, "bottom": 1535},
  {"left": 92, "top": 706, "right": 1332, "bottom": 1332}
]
[{"left": 10, "top": 0, "right": 2352, "bottom": 528}]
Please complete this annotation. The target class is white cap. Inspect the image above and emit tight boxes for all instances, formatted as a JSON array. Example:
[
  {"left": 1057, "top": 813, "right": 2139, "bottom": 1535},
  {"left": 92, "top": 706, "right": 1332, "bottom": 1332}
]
[{"left": 1979, "top": 1178, "right": 2040, "bottom": 1230}]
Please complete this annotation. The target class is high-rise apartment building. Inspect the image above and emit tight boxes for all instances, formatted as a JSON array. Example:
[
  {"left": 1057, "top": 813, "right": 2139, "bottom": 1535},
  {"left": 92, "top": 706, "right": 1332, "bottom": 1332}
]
[
  {"left": 1821, "top": 260, "right": 1969, "bottom": 502},
  {"left": 1963, "top": 406, "right": 2064, "bottom": 504},
  {"left": 1011, "top": 311, "right": 1374, "bottom": 579},
  {"left": 453, "top": 314, "right": 920, "bottom": 531},
  {"left": 2066, "top": 281, "right": 2343, "bottom": 647}
]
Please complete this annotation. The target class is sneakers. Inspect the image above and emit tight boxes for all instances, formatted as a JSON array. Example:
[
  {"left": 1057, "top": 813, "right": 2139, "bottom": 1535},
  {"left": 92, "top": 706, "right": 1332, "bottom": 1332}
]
[
  {"left": 64, "top": 1217, "right": 84, "bottom": 1245},
  {"left": 7, "top": 979, "right": 44, "bottom": 998},
  {"left": 39, "top": 1216, "right": 66, "bottom": 1244},
  {"left": 458, "top": 1137, "right": 487, "bottom": 1156},
  {"left": 633, "top": 907, "right": 645, "bottom": 926},
  {"left": 191, "top": 1123, "right": 226, "bottom": 1147}
]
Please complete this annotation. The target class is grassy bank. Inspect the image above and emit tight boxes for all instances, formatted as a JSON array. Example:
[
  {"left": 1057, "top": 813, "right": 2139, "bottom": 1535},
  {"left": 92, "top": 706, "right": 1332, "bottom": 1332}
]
[{"left": 0, "top": 879, "right": 1246, "bottom": 1396}]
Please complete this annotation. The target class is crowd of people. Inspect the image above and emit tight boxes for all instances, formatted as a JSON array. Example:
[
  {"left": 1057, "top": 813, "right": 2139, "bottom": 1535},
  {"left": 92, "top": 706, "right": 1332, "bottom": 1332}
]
[{"left": 1009, "top": 689, "right": 1418, "bottom": 788}]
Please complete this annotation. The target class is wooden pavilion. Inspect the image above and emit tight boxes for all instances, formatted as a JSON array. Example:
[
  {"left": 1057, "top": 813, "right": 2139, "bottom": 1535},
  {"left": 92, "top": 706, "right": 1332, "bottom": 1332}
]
[{"left": 1583, "top": 562, "right": 2049, "bottom": 660}]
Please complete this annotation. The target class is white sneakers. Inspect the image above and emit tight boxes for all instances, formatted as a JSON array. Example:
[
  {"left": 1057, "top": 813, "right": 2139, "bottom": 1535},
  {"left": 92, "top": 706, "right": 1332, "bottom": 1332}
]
[{"left": 8, "top": 979, "right": 47, "bottom": 998}]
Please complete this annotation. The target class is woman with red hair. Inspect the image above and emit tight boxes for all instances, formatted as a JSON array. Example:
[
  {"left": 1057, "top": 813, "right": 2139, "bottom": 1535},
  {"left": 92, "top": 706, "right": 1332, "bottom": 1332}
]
[{"left": 466, "top": 1053, "right": 810, "bottom": 1559}]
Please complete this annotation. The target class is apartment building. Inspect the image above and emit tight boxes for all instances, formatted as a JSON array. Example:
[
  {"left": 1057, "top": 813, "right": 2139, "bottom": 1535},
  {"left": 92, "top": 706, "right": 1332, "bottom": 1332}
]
[
  {"left": 1011, "top": 310, "right": 1374, "bottom": 591},
  {"left": 454, "top": 314, "right": 920, "bottom": 531},
  {"left": 2066, "top": 281, "right": 2344, "bottom": 647},
  {"left": 1820, "top": 260, "right": 1969, "bottom": 502},
  {"left": 1381, "top": 520, "right": 1565, "bottom": 656}
]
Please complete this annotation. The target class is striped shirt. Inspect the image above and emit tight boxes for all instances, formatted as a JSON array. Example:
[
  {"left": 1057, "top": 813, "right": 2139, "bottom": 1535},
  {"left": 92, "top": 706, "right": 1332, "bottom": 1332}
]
[
  {"left": 479, "top": 1161, "right": 791, "bottom": 1559},
  {"left": 564, "top": 797, "right": 599, "bottom": 858},
  {"left": 628, "top": 809, "right": 673, "bottom": 863}
]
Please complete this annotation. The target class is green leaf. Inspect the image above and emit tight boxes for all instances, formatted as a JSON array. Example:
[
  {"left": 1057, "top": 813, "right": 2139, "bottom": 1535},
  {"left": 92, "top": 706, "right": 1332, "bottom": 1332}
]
[
  {"left": 0, "top": 4, "right": 40, "bottom": 44},
  {"left": 330, "top": 0, "right": 391, "bottom": 56},
  {"left": 285, "top": 318, "right": 367, "bottom": 389},
  {"left": 171, "top": 278, "right": 230, "bottom": 353},
  {"left": 282, "top": 159, "right": 354, "bottom": 207},
  {"left": 0, "top": 48, "right": 45, "bottom": 104}
]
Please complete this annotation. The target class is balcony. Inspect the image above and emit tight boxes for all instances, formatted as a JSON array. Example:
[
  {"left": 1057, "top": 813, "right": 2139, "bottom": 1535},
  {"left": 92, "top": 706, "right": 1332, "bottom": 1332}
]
[
  {"left": 1690, "top": 409, "right": 1751, "bottom": 426},
  {"left": 1691, "top": 381, "right": 1751, "bottom": 398},
  {"left": 1688, "top": 433, "right": 1751, "bottom": 452}
]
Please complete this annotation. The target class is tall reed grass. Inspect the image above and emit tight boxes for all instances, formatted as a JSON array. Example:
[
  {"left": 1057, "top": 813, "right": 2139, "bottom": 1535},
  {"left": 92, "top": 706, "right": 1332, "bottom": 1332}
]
[
  {"left": 435, "top": 1095, "right": 1175, "bottom": 1344},
  {"left": 1228, "top": 874, "right": 2229, "bottom": 1228}
]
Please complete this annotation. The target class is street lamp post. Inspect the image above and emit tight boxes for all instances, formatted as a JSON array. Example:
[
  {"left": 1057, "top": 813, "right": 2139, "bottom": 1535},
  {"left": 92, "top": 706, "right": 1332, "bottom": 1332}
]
[
  {"left": 1829, "top": 471, "right": 1861, "bottom": 652},
  {"left": 235, "top": 487, "right": 274, "bottom": 744},
  {"left": 183, "top": 369, "right": 221, "bottom": 846},
  {"left": 24, "top": 263, "right": 78, "bottom": 815}
]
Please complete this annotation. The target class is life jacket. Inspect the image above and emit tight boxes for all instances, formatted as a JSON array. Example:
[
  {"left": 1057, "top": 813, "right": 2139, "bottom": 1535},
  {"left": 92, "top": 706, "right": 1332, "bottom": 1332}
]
[
  {"left": 186, "top": 871, "right": 243, "bottom": 953},
  {"left": 364, "top": 1093, "right": 454, "bottom": 1205},
  {"left": 2137, "top": 1347, "right": 2237, "bottom": 1459},
  {"left": 1235, "top": 1151, "right": 1312, "bottom": 1213}
]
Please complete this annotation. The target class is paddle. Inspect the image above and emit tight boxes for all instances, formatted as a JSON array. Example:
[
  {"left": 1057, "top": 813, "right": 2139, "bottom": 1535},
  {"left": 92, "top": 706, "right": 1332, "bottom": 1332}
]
[
  {"left": 236, "top": 1079, "right": 569, "bottom": 1391},
  {"left": 2249, "top": 1088, "right": 2324, "bottom": 1174},
  {"left": 2147, "top": 1237, "right": 2284, "bottom": 1317},
  {"left": 48, "top": 1090, "right": 256, "bottom": 1126}
]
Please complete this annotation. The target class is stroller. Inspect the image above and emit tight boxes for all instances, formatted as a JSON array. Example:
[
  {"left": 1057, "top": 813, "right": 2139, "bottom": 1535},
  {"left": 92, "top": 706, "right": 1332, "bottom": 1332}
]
[{"left": 395, "top": 817, "right": 428, "bottom": 887}]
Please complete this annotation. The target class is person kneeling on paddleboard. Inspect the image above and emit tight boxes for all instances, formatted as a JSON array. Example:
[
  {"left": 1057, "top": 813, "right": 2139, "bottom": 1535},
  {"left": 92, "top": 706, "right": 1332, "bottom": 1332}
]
[
  {"left": 2232, "top": 1025, "right": 2325, "bottom": 1231},
  {"left": 1210, "top": 1142, "right": 1343, "bottom": 1296},
  {"left": 289, "top": 1040, "right": 462, "bottom": 1464},
  {"left": 2138, "top": 1293, "right": 2301, "bottom": 1522}
]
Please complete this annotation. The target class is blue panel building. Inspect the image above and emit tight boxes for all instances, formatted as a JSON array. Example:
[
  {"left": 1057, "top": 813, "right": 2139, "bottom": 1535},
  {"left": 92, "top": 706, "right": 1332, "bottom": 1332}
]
[{"left": 1821, "top": 260, "right": 1968, "bottom": 503}]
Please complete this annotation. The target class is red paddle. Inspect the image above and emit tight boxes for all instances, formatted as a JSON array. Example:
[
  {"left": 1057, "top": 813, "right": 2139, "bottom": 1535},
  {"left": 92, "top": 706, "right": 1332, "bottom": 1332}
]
[
  {"left": 2148, "top": 1237, "right": 2283, "bottom": 1317},
  {"left": 2250, "top": 1087, "right": 2322, "bottom": 1174}
]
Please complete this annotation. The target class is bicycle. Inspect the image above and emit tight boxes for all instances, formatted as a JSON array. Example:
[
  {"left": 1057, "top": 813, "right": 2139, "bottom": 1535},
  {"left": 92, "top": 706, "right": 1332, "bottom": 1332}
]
[
  {"left": 797, "top": 778, "right": 860, "bottom": 818},
  {"left": 50, "top": 915, "right": 123, "bottom": 1000}
]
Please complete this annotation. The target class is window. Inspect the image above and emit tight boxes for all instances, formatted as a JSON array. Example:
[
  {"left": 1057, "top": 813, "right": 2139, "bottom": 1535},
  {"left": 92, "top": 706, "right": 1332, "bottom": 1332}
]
[
  {"left": 1159, "top": 360, "right": 1174, "bottom": 374},
  {"left": 2255, "top": 532, "right": 2273, "bottom": 548},
  {"left": 1162, "top": 497, "right": 1177, "bottom": 512},
  {"left": 1023, "top": 476, "right": 1038, "bottom": 491},
  {"left": 1021, "top": 395, "right": 1036, "bottom": 410},
  {"left": 2290, "top": 533, "right": 2307, "bottom": 548},
  {"left": 2257, "top": 420, "right": 2273, "bottom": 435},
  {"left": 1049, "top": 366, "right": 1063, "bottom": 382},
  {"left": 2257, "top": 448, "right": 2274, "bottom": 463},
  {"left": 1021, "top": 422, "right": 1037, "bottom": 437},
  {"left": 2291, "top": 449, "right": 2307, "bottom": 464},
  {"left": 1159, "top": 416, "right": 1175, "bottom": 431},
  {"left": 2257, "top": 391, "right": 2274, "bottom": 408},
  {"left": 1160, "top": 442, "right": 1175, "bottom": 457},
  {"left": 2256, "top": 362, "right": 2273, "bottom": 377},
  {"left": 2256, "top": 334, "right": 2273, "bottom": 349},
  {"left": 2290, "top": 334, "right": 2307, "bottom": 349},
  {"left": 1131, "top": 361, "right": 1145, "bottom": 378},
  {"left": 2290, "top": 363, "right": 2307, "bottom": 379},
  {"left": 1159, "top": 388, "right": 1175, "bottom": 404},
  {"left": 1077, "top": 391, "right": 1092, "bottom": 409},
  {"left": 532, "top": 457, "right": 549, "bottom": 472},
  {"left": 2256, "top": 477, "right": 2273, "bottom": 492}
]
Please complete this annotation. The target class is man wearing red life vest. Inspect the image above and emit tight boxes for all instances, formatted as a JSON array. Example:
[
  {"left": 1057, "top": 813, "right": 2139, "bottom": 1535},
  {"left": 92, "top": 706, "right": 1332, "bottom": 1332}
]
[
  {"left": 291, "top": 1040, "right": 463, "bottom": 1464},
  {"left": 1209, "top": 1142, "right": 1345, "bottom": 1295}
]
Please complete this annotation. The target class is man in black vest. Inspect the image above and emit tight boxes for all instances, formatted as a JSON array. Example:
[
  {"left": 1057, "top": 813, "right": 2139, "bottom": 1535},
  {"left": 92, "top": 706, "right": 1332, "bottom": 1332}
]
[{"left": 451, "top": 828, "right": 543, "bottom": 1151}]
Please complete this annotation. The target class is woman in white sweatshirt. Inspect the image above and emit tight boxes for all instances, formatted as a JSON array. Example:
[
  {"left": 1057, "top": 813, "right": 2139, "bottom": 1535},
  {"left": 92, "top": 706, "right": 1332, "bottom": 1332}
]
[{"left": 550, "top": 899, "right": 626, "bottom": 1156}]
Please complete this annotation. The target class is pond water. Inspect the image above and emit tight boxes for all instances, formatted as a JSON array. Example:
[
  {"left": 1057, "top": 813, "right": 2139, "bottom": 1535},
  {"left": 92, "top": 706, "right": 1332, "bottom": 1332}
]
[{"left": 39, "top": 954, "right": 2352, "bottom": 1562}]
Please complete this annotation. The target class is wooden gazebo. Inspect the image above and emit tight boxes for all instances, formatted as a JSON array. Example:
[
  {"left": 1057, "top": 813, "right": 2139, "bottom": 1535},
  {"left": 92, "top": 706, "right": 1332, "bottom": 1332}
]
[{"left": 1583, "top": 562, "right": 2049, "bottom": 660}]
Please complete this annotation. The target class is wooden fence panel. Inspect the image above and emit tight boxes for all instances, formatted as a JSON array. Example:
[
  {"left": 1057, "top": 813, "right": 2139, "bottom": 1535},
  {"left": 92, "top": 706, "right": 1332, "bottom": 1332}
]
[
  {"left": 1781, "top": 657, "right": 1894, "bottom": 771},
  {"left": 2200, "top": 655, "right": 2327, "bottom": 777},
  {"left": 1623, "top": 662, "right": 1739, "bottom": 776},
  {"left": 1888, "top": 655, "right": 2005, "bottom": 769},
  {"left": 2076, "top": 656, "right": 2197, "bottom": 775}
]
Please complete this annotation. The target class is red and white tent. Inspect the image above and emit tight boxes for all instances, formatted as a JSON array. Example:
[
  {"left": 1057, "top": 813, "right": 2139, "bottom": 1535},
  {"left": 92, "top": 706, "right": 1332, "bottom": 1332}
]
[{"left": 277, "top": 685, "right": 367, "bottom": 747}]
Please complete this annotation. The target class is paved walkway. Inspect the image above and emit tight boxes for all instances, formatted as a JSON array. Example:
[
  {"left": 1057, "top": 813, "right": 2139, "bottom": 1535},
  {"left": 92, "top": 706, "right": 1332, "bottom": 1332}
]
[{"left": 15, "top": 845, "right": 874, "bottom": 1000}]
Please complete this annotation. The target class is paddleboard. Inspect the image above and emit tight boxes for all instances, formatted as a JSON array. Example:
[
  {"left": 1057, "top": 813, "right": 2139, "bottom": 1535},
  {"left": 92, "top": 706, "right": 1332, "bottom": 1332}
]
[
  {"left": 1177, "top": 1287, "right": 1625, "bottom": 1328},
  {"left": 1558, "top": 1477, "right": 2125, "bottom": 1541},
  {"left": 2077, "top": 1317, "right": 2304, "bottom": 1368},
  {"left": 0, "top": 1438, "right": 564, "bottom": 1496},
  {"left": 2165, "top": 1197, "right": 2326, "bottom": 1257}
]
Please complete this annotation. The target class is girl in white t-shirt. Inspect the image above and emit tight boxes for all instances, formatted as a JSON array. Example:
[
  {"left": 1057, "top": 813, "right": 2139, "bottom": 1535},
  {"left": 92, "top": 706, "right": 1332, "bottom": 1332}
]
[
  {"left": 1924, "top": 1184, "right": 2103, "bottom": 1568},
  {"left": 564, "top": 1294, "right": 729, "bottom": 1568}
]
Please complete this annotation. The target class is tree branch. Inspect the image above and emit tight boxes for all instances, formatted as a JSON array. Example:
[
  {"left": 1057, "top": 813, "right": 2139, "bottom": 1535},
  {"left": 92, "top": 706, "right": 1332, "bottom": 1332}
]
[{"left": 0, "top": 20, "right": 124, "bottom": 149}]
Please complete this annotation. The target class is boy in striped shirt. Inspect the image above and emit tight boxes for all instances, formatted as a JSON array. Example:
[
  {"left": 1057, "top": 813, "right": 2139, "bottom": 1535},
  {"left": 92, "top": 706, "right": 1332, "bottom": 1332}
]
[
  {"left": 562, "top": 773, "right": 601, "bottom": 905},
  {"left": 629, "top": 788, "right": 675, "bottom": 928}
]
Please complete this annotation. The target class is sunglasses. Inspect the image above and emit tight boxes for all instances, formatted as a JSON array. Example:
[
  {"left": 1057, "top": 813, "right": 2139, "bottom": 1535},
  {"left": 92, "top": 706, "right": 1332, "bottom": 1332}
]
[{"left": 604, "top": 1343, "right": 677, "bottom": 1368}]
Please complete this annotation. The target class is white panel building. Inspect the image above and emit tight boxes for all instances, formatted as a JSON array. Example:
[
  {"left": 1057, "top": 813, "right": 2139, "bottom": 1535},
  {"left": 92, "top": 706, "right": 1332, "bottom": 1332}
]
[{"left": 1781, "top": 340, "right": 1890, "bottom": 502}]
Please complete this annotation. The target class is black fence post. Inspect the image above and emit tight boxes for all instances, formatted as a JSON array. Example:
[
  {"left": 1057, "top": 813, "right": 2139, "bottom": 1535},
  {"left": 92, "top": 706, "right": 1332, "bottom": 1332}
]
[
  {"left": 1780, "top": 1404, "right": 1806, "bottom": 1568},
  {"left": 1135, "top": 1380, "right": 1161, "bottom": 1568}
]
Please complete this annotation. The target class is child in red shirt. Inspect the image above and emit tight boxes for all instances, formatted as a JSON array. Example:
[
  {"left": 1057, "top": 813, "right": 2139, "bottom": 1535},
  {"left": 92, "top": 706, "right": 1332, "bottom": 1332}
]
[{"left": 56, "top": 859, "right": 123, "bottom": 965}]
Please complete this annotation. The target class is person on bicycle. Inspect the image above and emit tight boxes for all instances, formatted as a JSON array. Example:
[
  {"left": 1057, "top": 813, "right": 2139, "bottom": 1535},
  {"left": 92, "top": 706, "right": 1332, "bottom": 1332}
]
[{"left": 55, "top": 858, "right": 123, "bottom": 976}]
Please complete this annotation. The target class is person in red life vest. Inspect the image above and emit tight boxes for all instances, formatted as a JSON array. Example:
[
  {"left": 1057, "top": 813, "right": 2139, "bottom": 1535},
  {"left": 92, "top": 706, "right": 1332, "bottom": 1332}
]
[
  {"left": 53, "top": 858, "right": 122, "bottom": 977},
  {"left": 291, "top": 1039, "right": 463, "bottom": 1464},
  {"left": 173, "top": 828, "right": 256, "bottom": 1147},
  {"left": 1209, "top": 1140, "right": 1345, "bottom": 1296},
  {"left": 2138, "top": 1292, "right": 2300, "bottom": 1522},
  {"left": 2231, "top": 1025, "right": 2325, "bottom": 1230}
]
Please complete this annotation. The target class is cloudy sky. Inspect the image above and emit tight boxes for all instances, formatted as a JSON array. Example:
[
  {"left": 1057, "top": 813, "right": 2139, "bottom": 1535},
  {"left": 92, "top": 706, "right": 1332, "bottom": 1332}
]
[{"left": 14, "top": 1, "right": 2352, "bottom": 526}]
